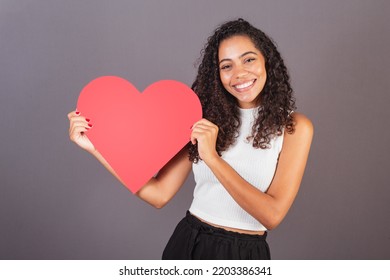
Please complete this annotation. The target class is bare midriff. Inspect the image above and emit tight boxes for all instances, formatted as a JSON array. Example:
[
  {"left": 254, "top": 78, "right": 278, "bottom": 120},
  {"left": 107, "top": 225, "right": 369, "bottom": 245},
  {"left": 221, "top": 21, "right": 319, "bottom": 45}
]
[{"left": 193, "top": 214, "right": 266, "bottom": 236}]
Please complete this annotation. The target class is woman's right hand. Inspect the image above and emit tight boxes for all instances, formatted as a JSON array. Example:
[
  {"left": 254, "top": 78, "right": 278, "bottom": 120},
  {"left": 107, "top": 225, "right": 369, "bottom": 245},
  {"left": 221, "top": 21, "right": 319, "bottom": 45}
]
[{"left": 67, "top": 110, "right": 96, "bottom": 153}]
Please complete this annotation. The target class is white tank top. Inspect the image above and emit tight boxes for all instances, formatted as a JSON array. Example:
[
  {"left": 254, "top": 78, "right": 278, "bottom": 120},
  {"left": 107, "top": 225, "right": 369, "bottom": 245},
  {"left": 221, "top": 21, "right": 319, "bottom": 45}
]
[{"left": 189, "top": 107, "right": 284, "bottom": 231}]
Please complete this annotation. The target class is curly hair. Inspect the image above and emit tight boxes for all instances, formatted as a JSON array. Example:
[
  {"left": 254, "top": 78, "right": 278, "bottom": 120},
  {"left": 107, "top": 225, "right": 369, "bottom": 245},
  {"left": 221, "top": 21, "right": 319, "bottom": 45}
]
[{"left": 188, "top": 18, "right": 296, "bottom": 162}]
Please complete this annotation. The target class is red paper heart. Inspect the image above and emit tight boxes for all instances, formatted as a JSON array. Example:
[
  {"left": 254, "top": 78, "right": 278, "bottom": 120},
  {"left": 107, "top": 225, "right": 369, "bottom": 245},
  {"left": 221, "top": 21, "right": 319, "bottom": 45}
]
[{"left": 77, "top": 76, "right": 202, "bottom": 193}]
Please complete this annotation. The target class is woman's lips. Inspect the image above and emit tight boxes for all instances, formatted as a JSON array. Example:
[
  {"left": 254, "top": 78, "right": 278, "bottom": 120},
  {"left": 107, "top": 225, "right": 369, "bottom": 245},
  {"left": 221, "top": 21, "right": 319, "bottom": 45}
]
[{"left": 233, "top": 79, "right": 256, "bottom": 92}]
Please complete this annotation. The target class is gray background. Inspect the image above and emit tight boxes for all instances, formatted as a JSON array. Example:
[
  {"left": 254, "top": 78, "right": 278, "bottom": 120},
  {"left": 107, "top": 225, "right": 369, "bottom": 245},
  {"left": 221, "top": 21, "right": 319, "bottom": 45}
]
[{"left": 1, "top": 0, "right": 389, "bottom": 260}]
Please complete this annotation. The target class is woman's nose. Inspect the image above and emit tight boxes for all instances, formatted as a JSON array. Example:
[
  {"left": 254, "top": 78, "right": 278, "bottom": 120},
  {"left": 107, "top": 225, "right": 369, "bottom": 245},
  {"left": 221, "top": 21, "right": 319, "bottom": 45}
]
[{"left": 234, "top": 65, "right": 249, "bottom": 79}]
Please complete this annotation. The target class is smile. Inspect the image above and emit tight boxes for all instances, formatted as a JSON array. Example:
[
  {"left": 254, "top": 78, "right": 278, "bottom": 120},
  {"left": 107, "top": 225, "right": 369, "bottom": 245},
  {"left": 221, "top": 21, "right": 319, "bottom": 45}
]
[{"left": 233, "top": 79, "right": 256, "bottom": 91}]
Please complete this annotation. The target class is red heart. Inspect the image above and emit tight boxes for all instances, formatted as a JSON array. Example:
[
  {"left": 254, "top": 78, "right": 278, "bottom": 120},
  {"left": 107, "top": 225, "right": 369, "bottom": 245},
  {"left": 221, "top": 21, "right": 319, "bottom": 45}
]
[{"left": 77, "top": 76, "right": 202, "bottom": 193}]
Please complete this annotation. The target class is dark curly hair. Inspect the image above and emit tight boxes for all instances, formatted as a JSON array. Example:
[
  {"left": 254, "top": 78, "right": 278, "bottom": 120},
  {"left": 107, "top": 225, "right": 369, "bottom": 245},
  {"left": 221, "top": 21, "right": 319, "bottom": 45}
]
[{"left": 189, "top": 18, "right": 296, "bottom": 162}]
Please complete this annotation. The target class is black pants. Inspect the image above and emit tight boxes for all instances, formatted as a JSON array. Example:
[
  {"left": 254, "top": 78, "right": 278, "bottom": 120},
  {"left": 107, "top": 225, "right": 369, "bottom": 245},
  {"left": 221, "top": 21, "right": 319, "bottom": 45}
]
[{"left": 162, "top": 211, "right": 271, "bottom": 260}]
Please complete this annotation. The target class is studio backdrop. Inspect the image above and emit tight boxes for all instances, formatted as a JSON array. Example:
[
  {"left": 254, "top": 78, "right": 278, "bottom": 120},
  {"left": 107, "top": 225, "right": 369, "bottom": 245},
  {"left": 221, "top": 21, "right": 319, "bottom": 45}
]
[{"left": 1, "top": 0, "right": 389, "bottom": 259}]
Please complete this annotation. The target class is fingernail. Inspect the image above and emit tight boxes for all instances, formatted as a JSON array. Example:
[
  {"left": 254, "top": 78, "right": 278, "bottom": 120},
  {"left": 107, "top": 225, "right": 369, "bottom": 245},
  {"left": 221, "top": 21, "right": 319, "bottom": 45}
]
[
  {"left": 85, "top": 118, "right": 90, "bottom": 122},
  {"left": 88, "top": 123, "right": 93, "bottom": 127},
  {"left": 75, "top": 111, "right": 80, "bottom": 115}
]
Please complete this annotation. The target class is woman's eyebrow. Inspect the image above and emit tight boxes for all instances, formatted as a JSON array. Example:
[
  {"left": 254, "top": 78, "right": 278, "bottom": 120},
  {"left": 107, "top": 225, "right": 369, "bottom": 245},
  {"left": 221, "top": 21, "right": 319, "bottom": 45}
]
[
  {"left": 239, "top": 51, "right": 258, "bottom": 58},
  {"left": 219, "top": 51, "right": 258, "bottom": 65}
]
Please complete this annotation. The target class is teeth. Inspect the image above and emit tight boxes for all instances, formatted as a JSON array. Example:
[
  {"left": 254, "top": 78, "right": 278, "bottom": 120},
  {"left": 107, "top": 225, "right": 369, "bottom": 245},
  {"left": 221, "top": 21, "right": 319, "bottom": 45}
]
[{"left": 235, "top": 80, "right": 254, "bottom": 89}]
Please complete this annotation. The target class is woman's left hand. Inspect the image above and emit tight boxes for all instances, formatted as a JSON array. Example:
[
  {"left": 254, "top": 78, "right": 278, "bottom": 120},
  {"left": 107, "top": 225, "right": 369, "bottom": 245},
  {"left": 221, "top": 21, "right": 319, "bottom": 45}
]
[{"left": 190, "top": 118, "right": 219, "bottom": 163}]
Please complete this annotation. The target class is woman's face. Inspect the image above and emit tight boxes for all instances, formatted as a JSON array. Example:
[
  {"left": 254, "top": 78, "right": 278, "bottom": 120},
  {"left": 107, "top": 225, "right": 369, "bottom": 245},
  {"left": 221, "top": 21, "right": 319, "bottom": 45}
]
[{"left": 218, "top": 35, "right": 267, "bottom": 109}]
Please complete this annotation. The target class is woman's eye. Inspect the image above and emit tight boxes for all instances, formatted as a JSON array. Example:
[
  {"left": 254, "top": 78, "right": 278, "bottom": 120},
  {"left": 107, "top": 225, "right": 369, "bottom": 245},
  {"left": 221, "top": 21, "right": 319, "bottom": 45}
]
[
  {"left": 220, "top": 65, "right": 231, "bottom": 70},
  {"left": 245, "top": 58, "right": 256, "bottom": 63}
]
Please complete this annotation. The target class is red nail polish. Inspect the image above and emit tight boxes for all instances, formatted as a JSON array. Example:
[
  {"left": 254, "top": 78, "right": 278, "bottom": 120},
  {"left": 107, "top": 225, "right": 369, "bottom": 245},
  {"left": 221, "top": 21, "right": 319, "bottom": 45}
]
[
  {"left": 86, "top": 118, "right": 90, "bottom": 122},
  {"left": 88, "top": 124, "right": 93, "bottom": 127},
  {"left": 75, "top": 111, "right": 80, "bottom": 115}
]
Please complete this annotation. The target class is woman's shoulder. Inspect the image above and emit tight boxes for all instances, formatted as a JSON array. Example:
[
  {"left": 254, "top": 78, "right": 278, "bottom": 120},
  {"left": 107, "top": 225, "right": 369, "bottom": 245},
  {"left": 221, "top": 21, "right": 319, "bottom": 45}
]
[{"left": 286, "top": 112, "right": 314, "bottom": 139}]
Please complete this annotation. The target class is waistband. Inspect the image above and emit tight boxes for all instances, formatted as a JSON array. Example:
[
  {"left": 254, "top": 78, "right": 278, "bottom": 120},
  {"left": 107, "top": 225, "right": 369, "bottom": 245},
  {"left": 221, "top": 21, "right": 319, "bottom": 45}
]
[{"left": 185, "top": 211, "right": 267, "bottom": 241}]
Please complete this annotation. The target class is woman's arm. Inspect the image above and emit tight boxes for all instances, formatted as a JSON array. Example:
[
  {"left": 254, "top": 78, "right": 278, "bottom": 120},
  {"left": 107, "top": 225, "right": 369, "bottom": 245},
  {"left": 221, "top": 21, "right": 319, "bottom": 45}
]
[
  {"left": 68, "top": 110, "right": 192, "bottom": 209},
  {"left": 191, "top": 113, "right": 313, "bottom": 230},
  {"left": 135, "top": 146, "right": 192, "bottom": 208}
]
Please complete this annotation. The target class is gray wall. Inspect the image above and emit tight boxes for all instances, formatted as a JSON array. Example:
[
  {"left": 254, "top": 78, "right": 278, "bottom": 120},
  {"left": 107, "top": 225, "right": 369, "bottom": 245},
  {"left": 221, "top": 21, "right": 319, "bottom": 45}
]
[{"left": 1, "top": 0, "right": 389, "bottom": 259}]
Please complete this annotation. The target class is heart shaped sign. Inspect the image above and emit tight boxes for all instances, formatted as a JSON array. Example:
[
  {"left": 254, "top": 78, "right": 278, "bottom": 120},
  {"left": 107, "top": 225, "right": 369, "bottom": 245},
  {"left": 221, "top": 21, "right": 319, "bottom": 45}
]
[{"left": 77, "top": 76, "right": 202, "bottom": 193}]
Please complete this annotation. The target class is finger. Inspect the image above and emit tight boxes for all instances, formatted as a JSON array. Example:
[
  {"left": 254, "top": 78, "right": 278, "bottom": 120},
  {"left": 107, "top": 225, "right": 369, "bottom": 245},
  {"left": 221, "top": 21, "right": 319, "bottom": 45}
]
[
  {"left": 67, "top": 110, "right": 81, "bottom": 120},
  {"left": 192, "top": 124, "right": 214, "bottom": 131},
  {"left": 190, "top": 131, "right": 210, "bottom": 144},
  {"left": 69, "top": 116, "right": 92, "bottom": 131},
  {"left": 191, "top": 118, "right": 209, "bottom": 129},
  {"left": 72, "top": 120, "right": 92, "bottom": 128},
  {"left": 69, "top": 121, "right": 93, "bottom": 136},
  {"left": 69, "top": 118, "right": 91, "bottom": 132},
  {"left": 69, "top": 116, "right": 92, "bottom": 125},
  {"left": 190, "top": 130, "right": 199, "bottom": 145},
  {"left": 192, "top": 120, "right": 218, "bottom": 132},
  {"left": 190, "top": 129, "right": 210, "bottom": 144},
  {"left": 200, "top": 118, "right": 216, "bottom": 126},
  {"left": 191, "top": 119, "right": 207, "bottom": 129},
  {"left": 191, "top": 125, "right": 218, "bottom": 137}
]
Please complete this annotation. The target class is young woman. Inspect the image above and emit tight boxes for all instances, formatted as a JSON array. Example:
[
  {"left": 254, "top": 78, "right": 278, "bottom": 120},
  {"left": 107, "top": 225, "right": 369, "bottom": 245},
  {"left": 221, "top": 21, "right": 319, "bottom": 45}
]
[{"left": 68, "top": 18, "right": 313, "bottom": 260}]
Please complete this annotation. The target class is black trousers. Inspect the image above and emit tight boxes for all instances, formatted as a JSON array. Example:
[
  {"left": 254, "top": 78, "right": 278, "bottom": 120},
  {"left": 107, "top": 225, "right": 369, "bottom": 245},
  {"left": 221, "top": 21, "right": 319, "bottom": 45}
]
[{"left": 162, "top": 211, "right": 271, "bottom": 260}]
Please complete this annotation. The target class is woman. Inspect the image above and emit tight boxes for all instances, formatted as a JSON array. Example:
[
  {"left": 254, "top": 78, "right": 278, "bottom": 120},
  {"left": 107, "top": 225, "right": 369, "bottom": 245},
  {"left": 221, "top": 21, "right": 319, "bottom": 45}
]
[{"left": 68, "top": 18, "right": 313, "bottom": 260}]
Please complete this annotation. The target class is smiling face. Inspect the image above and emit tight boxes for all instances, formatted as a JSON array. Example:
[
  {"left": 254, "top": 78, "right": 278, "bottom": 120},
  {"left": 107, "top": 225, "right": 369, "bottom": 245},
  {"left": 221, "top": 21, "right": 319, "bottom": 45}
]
[{"left": 218, "top": 35, "right": 267, "bottom": 109}]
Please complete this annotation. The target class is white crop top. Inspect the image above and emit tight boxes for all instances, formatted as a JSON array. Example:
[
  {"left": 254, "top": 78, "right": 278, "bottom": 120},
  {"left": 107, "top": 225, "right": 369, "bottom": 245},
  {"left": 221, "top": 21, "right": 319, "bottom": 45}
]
[{"left": 189, "top": 107, "right": 284, "bottom": 231}]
